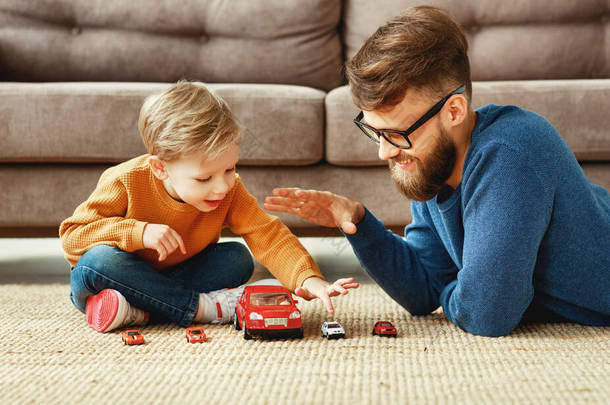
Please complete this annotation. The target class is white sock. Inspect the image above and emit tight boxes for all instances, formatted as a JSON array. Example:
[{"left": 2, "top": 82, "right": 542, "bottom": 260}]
[{"left": 193, "top": 293, "right": 217, "bottom": 323}]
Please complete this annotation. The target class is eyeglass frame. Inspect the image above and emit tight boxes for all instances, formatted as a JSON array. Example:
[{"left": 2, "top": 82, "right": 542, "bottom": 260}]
[{"left": 353, "top": 85, "right": 466, "bottom": 150}]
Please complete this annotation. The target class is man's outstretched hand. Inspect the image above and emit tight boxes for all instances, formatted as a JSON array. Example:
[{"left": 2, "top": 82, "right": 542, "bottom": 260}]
[
  {"left": 264, "top": 188, "right": 365, "bottom": 234},
  {"left": 295, "top": 276, "right": 360, "bottom": 314}
]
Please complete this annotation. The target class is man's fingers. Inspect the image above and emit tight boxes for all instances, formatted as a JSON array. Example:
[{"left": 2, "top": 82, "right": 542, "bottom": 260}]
[
  {"left": 263, "top": 203, "right": 297, "bottom": 215},
  {"left": 341, "top": 221, "right": 357, "bottom": 234},
  {"left": 264, "top": 196, "right": 304, "bottom": 209}
]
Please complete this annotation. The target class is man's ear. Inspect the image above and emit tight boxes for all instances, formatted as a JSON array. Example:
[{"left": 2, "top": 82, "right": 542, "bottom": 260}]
[
  {"left": 148, "top": 155, "right": 168, "bottom": 180},
  {"left": 443, "top": 94, "right": 468, "bottom": 128}
]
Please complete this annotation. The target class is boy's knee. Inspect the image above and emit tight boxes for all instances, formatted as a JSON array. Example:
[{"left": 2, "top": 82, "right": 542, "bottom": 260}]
[{"left": 77, "top": 245, "right": 129, "bottom": 274}]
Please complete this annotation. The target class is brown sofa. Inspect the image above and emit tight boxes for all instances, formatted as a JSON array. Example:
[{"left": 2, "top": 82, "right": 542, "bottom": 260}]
[{"left": 1, "top": 0, "right": 609, "bottom": 237}]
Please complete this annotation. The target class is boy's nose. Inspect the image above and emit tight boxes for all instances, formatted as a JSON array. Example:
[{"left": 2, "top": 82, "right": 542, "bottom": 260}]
[
  {"left": 378, "top": 136, "right": 401, "bottom": 161},
  {"left": 212, "top": 177, "right": 230, "bottom": 194}
]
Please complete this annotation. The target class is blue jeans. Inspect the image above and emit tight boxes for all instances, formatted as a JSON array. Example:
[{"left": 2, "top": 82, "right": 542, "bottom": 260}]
[{"left": 70, "top": 242, "right": 254, "bottom": 327}]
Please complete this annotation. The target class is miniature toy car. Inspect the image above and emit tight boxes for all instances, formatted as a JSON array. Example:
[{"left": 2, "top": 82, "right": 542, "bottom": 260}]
[
  {"left": 234, "top": 285, "right": 303, "bottom": 340},
  {"left": 372, "top": 321, "right": 397, "bottom": 337},
  {"left": 186, "top": 326, "right": 207, "bottom": 343},
  {"left": 321, "top": 321, "right": 345, "bottom": 339},
  {"left": 122, "top": 329, "right": 144, "bottom": 345}
]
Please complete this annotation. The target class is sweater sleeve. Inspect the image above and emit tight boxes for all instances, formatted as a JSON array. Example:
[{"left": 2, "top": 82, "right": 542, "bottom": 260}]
[
  {"left": 59, "top": 172, "right": 147, "bottom": 266},
  {"left": 440, "top": 144, "right": 552, "bottom": 337},
  {"left": 344, "top": 205, "right": 457, "bottom": 316},
  {"left": 225, "top": 179, "right": 323, "bottom": 291}
]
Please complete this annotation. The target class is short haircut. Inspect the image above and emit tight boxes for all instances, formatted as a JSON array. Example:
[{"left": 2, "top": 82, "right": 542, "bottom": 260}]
[
  {"left": 345, "top": 6, "right": 472, "bottom": 110},
  {"left": 138, "top": 80, "right": 242, "bottom": 161}
]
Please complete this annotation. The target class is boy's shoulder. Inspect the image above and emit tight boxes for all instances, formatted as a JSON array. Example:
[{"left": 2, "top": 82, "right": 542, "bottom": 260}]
[{"left": 98, "top": 154, "right": 151, "bottom": 185}]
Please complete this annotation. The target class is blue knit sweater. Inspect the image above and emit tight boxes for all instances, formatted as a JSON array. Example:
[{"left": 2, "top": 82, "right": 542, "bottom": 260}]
[{"left": 345, "top": 105, "right": 610, "bottom": 336}]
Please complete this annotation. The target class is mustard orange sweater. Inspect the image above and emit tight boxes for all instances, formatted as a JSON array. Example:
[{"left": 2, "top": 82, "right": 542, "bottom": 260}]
[{"left": 59, "top": 155, "right": 323, "bottom": 291}]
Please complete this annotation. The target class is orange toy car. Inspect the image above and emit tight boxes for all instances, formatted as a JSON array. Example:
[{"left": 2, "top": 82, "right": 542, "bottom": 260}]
[
  {"left": 122, "top": 329, "right": 145, "bottom": 345},
  {"left": 186, "top": 326, "right": 207, "bottom": 343}
]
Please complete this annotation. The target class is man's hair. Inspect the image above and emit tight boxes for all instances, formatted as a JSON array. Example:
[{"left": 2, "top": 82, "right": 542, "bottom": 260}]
[
  {"left": 345, "top": 6, "right": 472, "bottom": 110},
  {"left": 138, "top": 80, "right": 242, "bottom": 161}
]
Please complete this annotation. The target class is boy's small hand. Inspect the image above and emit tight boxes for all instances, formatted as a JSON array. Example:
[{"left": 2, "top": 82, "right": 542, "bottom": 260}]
[
  {"left": 142, "top": 223, "right": 187, "bottom": 261},
  {"left": 295, "top": 277, "right": 359, "bottom": 314}
]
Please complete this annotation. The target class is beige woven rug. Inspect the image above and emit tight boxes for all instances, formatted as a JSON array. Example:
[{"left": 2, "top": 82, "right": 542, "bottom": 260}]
[{"left": 0, "top": 283, "right": 608, "bottom": 404}]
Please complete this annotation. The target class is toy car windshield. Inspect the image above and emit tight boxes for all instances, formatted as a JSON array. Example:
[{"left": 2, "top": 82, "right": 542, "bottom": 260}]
[
  {"left": 127, "top": 331, "right": 139, "bottom": 336},
  {"left": 380, "top": 322, "right": 393, "bottom": 327},
  {"left": 249, "top": 292, "right": 292, "bottom": 306},
  {"left": 190, "top": 330, "right": 202, "bottom": 335},
  {"left": 327, "top": 323, "right": 341, "bottom": 328}
]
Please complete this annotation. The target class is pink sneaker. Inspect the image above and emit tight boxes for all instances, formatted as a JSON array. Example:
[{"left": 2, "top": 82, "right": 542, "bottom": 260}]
[{"left": 86, "top": 289, "right": 149, "bottom": 333}]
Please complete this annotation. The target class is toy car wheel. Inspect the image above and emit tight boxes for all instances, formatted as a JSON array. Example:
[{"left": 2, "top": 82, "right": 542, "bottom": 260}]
[
  {"left": 296, "top": 327, "right": 303, "bottom": 339},
  {"left": 234, "top": 313, "right": 241, "bottom": 330},
  {"left": 243, "top": 322, "right": 251, "bottom": 340},
  {"left": 372, "top": 329, "right": 376, "bottom": 336}
]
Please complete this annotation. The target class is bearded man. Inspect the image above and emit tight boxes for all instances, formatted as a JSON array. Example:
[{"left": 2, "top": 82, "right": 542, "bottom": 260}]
[{"left": 264, "top": 6, "right": 610, "bottom": 336}]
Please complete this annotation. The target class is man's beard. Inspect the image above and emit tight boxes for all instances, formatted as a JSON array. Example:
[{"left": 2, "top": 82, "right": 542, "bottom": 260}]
[{"left": 389, "top": 124, "right": 457, "bottom": 202}]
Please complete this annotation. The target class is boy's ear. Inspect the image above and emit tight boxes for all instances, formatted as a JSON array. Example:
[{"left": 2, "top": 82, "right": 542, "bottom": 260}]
[{"left": 147, "top": 155, "right": 169, "bottom": 180}]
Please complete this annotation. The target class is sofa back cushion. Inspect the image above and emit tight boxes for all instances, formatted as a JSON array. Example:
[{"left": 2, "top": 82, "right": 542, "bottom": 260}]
[
  {"left": 343, "top": 0, "right": 610, "bottom": 80},
  {"left": 0, "top": 0, "right": 343, "bottom": 91}
]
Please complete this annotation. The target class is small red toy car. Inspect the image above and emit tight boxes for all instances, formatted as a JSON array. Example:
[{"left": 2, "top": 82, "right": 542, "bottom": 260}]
[
  {"left": 372, "top": 321, "right": 397, "bottom": 337},
  {"left": 122, "top": 329, "right": 145, "bottom": 345},
  {"left": 186, "top": 326, "right": 207, "bottom": 343},
  {"left": 234, "top": 285, "right": 303, "bottom": 340}
]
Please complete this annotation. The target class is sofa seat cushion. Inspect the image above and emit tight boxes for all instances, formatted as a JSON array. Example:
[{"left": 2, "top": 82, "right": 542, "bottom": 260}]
[
  {"left": 326, "top": 80, "right": 610, "bottom": 166},
  {"left": 0, "top": 82, "right": 325, "bottom": 166},
  {"left": 0, "top": 0, "right": 343, "bottom": 91}
]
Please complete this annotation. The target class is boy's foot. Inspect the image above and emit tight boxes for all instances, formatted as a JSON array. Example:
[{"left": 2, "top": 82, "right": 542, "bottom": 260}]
[
  {"left": 206, "top": 286, "right": 247, "bottom": 324},
  {"left": 198, "top": 279, "right": 283, "bottom": 324},
  {"left": 86, "top": 289, "right": 149, "bottom": 333}
]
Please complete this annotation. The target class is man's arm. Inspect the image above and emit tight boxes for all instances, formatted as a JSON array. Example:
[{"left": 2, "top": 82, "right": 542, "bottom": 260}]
[
  {"left": 345, "top": 204, "right": 458, "bottom": 316},
  {"left": 441, "top": 144, "right": 553, "bottom": 337},
  {"left": 266, "top": 186, "right": 457, "bottom": 316}
]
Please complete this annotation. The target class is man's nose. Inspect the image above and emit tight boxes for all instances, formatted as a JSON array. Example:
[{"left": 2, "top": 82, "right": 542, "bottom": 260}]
[{"left": 378, "top": 136, "right": 400, "bottom": 161}]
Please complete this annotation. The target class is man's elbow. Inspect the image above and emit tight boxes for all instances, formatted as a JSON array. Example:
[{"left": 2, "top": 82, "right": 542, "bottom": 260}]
[{"left": 454, "top": 310, "right": 522, "bottom": 337}]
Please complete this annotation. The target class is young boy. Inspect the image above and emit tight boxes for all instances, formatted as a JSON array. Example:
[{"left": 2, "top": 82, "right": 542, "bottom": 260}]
[{"left": 60, "top": 81, "right": 358, "bottom": 333}]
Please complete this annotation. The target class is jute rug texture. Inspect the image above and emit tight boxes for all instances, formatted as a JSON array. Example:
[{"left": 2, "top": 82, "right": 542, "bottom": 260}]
[{"left": 0, "top": 284, "right": 608, "bottom": 404}]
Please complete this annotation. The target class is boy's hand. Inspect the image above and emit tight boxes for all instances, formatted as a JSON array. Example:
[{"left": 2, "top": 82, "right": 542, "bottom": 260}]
[
  {"left": 142, "top": 223, "right": 187, "bottom": 261},
  {"left": 264, "top": 188, "right": 365, "bottom": 234},
  {"left": 295, "top": 277, "right": 359, "bottom": 314}
]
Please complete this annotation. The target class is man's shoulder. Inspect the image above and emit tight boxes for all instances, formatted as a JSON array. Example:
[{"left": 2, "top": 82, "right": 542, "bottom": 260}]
[
  {"left": 475, "top": 105, "right": 557, "bottom": 145},
  {"left": 470, "top": 104, "right": 567, "bottom": 162}
]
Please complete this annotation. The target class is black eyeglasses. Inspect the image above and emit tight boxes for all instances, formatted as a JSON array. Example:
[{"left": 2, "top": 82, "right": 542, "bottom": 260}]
[{"left": 353, "top": 85, "right": 466, "bottom": 149}]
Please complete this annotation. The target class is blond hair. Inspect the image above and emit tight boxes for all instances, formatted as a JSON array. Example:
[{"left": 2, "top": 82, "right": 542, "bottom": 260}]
[
  {"left": 138, "top": 80, "right": 242, "bottom": 161},
  {"left": 345, "top": 6, "right": 471, "bottom": 110}
]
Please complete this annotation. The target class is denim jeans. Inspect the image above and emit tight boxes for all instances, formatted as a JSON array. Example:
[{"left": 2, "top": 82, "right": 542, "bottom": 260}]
[{"left": 70, "top": 242, "right": 254, "bottom": 327}]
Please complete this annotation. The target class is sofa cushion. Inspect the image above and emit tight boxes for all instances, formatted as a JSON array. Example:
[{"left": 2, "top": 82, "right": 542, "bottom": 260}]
[
  {"left": 0, "top": 82, "right": 325, "bottom": 166},
  {"left": 343, "top": 0, "right": 609, "bottom": 80},
  {"left": 0, "top": 0, "right": 343, "bottom": 91},
  {"left": 325, "top": 80, "right": 610, "bottom": 166}
]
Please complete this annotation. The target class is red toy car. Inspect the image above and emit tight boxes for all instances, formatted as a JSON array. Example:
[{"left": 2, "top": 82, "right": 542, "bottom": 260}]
[
  {"left": 186, "top": 326, "right": 207, "bottom": 343},
  {"left": 122, "top": 329, "right": 145, "bottom": 345},
  {"left": 372, "top": 321, "right": 397, "bottom": 337},
  {"left": 234, "top": 285, "right": 303, "bottom": 340}
]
